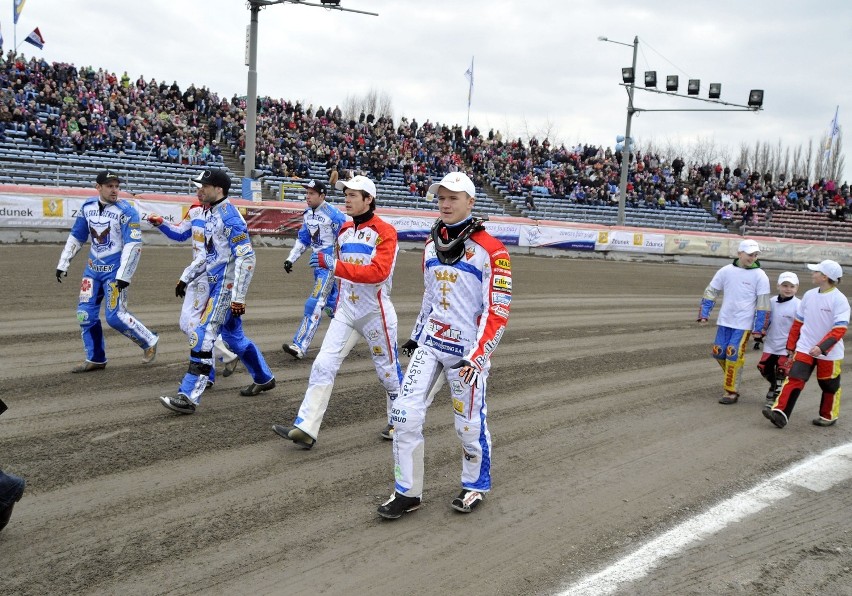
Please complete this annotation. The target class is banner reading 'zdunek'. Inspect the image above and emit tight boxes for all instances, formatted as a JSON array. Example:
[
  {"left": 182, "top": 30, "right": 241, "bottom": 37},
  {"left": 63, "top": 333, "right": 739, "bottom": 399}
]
[{"left": 596, "top": 230, "right": 665, "bottom": 253}]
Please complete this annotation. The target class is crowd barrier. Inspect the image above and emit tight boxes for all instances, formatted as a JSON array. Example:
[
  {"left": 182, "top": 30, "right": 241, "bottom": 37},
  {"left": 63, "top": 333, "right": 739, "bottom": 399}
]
[{"left": 2, "top": 186, "right": 851, "bottom": 266}]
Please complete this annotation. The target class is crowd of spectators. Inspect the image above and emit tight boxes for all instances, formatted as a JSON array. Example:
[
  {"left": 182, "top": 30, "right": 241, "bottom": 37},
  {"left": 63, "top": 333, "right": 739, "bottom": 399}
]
[
  {"left": 1, "top": 50, "right": 848, "bottom": 227},
  {"left": 695, "top": 166, "right": 851, "bottom": 227},
  {"left": 0, "top": 51, "right": 224, "bottom": 165}
]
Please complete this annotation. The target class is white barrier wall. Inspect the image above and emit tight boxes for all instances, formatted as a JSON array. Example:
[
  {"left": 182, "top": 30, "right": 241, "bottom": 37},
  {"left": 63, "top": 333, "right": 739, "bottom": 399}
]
[{"left": 2, "top": 189, "right": 852, "bottom": 265}]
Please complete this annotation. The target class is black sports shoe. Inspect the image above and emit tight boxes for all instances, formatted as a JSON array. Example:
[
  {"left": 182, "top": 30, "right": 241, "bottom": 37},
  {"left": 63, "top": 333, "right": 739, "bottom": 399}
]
[
  {"left": 159, "top": 394, "right": 196, "bottom": 415},
  {"left": 0, "top": 472, "right": 25, "bottom": 532},
  {"left": 763, "top": 408, "right": 787, "bottom": 428},
  {"left": 240, "top": 377, "right": 276, "bottom": 396},
  {"left": 812, "top": 417, "right": 837, "bottom": 427},
  {"left": 272, "top": 424, "right": 315, "bottom": 449},
  {"left": 380, "top": 424, "right": 394, "bottom": 440},
  {"left": 450, "top": 489, "right": 483, "bottom": 513},
  {"left": 377, "top": 492, "right": 421, "bottom": 519}
]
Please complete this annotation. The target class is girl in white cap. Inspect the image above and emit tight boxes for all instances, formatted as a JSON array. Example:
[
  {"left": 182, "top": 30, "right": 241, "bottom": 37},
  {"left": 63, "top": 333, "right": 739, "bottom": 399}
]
[
  {"left": 698, "top": 239, "right": 771, "bottom": 404},
  {"left": 765, "top": 260, "right": 849, "bottom": 428},
  {"left": 756, "top": 272, "right": 800, "bottom": 404}
]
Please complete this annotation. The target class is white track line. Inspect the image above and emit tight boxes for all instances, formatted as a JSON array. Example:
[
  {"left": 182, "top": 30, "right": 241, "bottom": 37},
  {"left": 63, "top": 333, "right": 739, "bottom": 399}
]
[{"left": 559, "top": 442, "right": 852, "bottom": 596}]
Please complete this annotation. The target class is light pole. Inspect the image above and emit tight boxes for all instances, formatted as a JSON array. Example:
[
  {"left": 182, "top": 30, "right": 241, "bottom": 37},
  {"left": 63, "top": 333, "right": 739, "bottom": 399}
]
[
  {"left": 243, "top": 1, "right": 378, "bottom": 189},
  {"left": 598, "top": 35, "right": 762, "bottom": 227},
  {"left": 598, "top": 36, "right": 637, "bottom": 227}
]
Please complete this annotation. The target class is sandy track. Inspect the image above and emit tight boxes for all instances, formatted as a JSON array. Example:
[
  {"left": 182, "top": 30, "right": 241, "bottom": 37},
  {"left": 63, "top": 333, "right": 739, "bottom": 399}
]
[{"left": 1, "top": 244, "right": 850, "bottom": 595}]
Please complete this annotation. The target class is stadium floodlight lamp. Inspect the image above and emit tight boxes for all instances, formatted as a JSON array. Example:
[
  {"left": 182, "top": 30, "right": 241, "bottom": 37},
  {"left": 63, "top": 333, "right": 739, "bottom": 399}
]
[
  {"left": 621, "top": 67, "right": 635, "bottom": 84},
  {"left": 687, "top": 79, "right": 700, "bottom": 95},
  {"left": 748, "top": 89, "right": 764, "bottom": 108},
  {"left": 708, "top": 83, "right": 721, "bottom": 99},
  {"left": 665, "top": 75, "right": 678, "bottom": 91},
  {"left": 644, "top": 71, "right": 657, "bottom": 87}
]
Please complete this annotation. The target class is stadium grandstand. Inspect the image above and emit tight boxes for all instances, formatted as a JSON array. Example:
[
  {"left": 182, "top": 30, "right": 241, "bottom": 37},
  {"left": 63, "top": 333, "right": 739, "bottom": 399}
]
[{"left": 1, "top": 51, "right": 849, "bottom": 239}]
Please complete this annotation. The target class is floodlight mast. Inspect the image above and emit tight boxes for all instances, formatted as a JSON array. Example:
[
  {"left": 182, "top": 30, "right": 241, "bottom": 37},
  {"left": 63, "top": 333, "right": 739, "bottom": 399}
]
[
  {"left": 598, "top": 35, "right": 762, "bottom": 226},
  {"left": 244, "top": 1, "right": 378, "bottom": 182}
]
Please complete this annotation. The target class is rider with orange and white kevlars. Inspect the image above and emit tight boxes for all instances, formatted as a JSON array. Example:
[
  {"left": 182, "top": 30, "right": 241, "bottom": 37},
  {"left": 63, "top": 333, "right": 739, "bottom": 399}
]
[
  {"left": 272, "top": 175, "right": 403, "bottom": 448},
  {"left": 56, "top": 170, "right": 159, "bottom": 373},
  {"left": 159, "top": 169, "right": 275, "bottom": 415},
  {"left": 378, "top": 171, "right": 511, "bottom": 520}
]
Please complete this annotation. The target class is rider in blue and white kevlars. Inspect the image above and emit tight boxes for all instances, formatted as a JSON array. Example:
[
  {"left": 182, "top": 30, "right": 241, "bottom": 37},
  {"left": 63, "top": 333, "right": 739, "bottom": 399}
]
[
  {"left": 281, "top": 179, "right": 347, "bottom": 360},
  {"left": 56, "top": 170, "right": 159, "bottom": 373},
  {"left": 147, "top": 187, "right": 239, "bottom": 383},
  {"left": 159, "top": 169, "right": 276, "bottom": 415}
]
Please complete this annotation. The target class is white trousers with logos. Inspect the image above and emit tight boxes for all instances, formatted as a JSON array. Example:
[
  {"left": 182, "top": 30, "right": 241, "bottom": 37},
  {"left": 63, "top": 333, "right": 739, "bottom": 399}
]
[{"left": 391, "top": 344, "right": 492, "bottom": 499}]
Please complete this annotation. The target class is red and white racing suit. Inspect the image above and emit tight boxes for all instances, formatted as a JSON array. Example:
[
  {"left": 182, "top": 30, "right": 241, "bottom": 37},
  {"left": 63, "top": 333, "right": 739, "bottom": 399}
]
[
  {"left": 291, "top": 212, "right": 403, "bottom": 440},
  {"left": 392, "top": 229, "right": 511, "bottom": 499}
]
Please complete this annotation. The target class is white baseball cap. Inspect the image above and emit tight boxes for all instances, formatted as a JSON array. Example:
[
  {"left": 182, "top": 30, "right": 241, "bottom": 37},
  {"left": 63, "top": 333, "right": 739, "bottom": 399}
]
[
  {"left": 807, "top": 260, "right": 843, "bottom": 281},
  {"left": 427, "top": 172, "right": 476, "bottom": 198},
  {"left": 778, "top": 272, "right": 799, "bottom": 285},
  {"left": 335, "top": 175, "right": 376, "bottom": 197},
  {"left": 738, "top": 239, "right": 761, "bottom": 254}
]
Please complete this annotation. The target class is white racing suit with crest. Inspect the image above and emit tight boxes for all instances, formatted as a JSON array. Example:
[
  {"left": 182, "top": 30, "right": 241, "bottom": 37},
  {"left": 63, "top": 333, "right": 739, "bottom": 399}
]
[
  {"left": 175, "top": 199, "right": 274, "bottom": 405},
  {"left": 57, "top": 197, "right": 158, "bottom": 364},
  {"left": 392, "top": 224, "right": 511, "bottom": 499}
]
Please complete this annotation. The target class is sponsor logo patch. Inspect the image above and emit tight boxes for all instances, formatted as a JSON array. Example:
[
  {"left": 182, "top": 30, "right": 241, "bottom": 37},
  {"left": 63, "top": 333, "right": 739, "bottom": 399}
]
[
  {"left": 130, "top": 229, "right": 142, "bottom": 240},
  {"left": 236, "top": 244, "right": 252, "bottom": 256},
  {"left": 231, "top": 233, "right": 247, "bottom": 244},
  {"left": 79, "top": 277, "right": 94, "bottom": 301},
  {"left": 452, "top": 397, "right": 465, "bottom": 415},
  {"left": 491, "top": 292, "right": 511, "bottom": 306},
  {"left": 495, "top": 258, "right": 510, "bottom": 270},
  {"left": 492, "top": 275, "right": 512, "bottom": 291}
]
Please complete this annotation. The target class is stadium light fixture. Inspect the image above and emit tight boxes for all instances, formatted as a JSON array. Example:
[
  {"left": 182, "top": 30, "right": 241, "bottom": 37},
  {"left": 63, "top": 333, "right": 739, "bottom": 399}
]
[
  {"left": 644, "top": 71, "right": 657, "bottom": 88},
  {"left": 666, "top": 75, "right": 679, "bottom": 92},
  {"left": 708, "top": 83, "right": 721, "bottom": 99},
  {"left": 600, "top": 34, "right": 763, "bottom": 226},
  {"left": 687, "top": 79, "right": 700, "bottom": 95}
]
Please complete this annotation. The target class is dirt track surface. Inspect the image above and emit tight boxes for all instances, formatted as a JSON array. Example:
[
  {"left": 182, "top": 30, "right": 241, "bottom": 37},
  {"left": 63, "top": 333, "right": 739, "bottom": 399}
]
[{"left": 1, "top": 244, "right": 851, "bottom": 595}]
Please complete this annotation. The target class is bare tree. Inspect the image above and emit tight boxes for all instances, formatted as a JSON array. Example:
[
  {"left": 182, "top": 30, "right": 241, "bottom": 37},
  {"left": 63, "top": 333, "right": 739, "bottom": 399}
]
[
  {"left": 341, "top": 88, "right": 394, "bottom": 123},
  {"left": 804, "top": 139, "right": 814, "bottom": 184}
]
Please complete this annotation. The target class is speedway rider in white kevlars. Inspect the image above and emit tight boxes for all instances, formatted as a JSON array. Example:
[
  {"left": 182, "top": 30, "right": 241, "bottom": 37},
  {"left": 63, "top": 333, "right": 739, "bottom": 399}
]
[{"left": 377, "top": 172, "right": 511, "bottom": 519}]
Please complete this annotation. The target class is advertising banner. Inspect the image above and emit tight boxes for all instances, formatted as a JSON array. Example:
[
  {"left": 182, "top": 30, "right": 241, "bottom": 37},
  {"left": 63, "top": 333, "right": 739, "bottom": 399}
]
[
  {"left": 595, "top": 229, "right": 665, "bottom": 253},
  {"left": 520, "top": 225, "right": 597, "bottom": 250}
]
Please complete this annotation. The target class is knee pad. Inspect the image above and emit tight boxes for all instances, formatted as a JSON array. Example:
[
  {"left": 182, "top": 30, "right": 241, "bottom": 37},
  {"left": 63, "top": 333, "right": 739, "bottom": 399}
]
[
  {"left": 818, "top": 375, "right": 841, "bottom": 394},
  {"left": 188, "top": 361, "right": 213, "bottom": 376}
]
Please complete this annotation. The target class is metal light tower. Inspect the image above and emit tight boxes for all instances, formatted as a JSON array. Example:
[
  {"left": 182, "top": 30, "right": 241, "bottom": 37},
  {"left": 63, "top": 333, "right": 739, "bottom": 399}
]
[
  {"left": 598, "top": 35, "right": 762, "bottom": 227},
  {"left": 243, "top": 1, "right": 378, "bottom": 182}
]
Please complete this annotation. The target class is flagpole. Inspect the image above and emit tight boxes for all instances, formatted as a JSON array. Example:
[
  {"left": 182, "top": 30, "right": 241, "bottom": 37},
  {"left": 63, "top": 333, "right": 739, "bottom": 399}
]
[{"left": 465, "top": 56, "right": 474, "bottom": 129}]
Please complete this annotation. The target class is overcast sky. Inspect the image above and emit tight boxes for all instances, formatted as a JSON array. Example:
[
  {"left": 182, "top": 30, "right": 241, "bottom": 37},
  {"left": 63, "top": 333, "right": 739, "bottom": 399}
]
[{"left": 6, "top": 0, "right": 851, "bottom": 181}]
